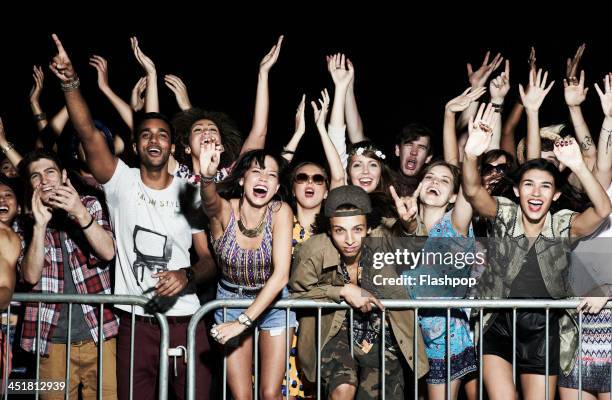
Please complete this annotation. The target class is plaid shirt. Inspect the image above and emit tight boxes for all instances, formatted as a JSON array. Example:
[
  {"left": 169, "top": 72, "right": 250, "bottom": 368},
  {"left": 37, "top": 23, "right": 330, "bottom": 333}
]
[{"left": 17, "top": 196, "right": 119, "bottom": 356}]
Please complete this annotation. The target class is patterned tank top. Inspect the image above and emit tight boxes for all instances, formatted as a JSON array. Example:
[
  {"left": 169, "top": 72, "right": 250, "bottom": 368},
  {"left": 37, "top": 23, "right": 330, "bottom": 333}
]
[{"left": 212, "top": 201, "right": 276, "bottom": 287}]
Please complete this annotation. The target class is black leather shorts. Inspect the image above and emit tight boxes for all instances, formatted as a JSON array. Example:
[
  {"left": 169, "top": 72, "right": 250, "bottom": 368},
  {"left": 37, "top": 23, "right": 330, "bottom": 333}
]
[{"left": 482, "top": 310, "right": 560, "bottom": 375}]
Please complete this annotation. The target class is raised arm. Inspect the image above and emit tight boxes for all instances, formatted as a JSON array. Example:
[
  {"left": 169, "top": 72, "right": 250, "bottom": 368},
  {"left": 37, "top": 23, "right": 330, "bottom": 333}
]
[
  {"left": 554, "top": 139, "right": 612, "bottom": 239},
  {"left": 594, "top": 74, "right": 612, "bottom": 189},
  {"left": 21, "top": 187, "right": 52, "bottom": 285},
  {"left": 564, "top": 70, "right": 596, "bottom": 168},
  {"left": 241, "top": 35, "right": 283, "bottom": 155},
  {"left": 327, "top": 54, "right": 353, "bottom": 134},
  {"left": 444, "top": 87, "right": 487, "bottom": 166},
  {"left": 164, "top": 74, "right": 193, "bottom": 111},
  {"left": 519, "top": 68, "right": 555, "bottom": 161},
  {"left": 462, "top": 103, "right": 498, "bottom": 219},
  {"left": 48, "top": 34, "right": 117, "bottom": 184},
  {"left": 29, "top": 65, "right": 48, "bottom": 131},
  {"left": 458, "top": 51, "right": 503, "bottom": 129},
  {"left": 312, "top": 89, "right": 345, "bottom": 189},
  {"left": 198, "top": 140, "right": 230, "bottom": 224},
  {"left": 281, "top": 95, "right": 306, "bottom": 163},
  {"left": 131, "top": 37, "right": 159, "bottom": 113},
  {"left": 343, "top": 56, "right": 366, "bottom": 142},
  {"left": 488, "top": 60, "right": 511, "bottom": 151},
  {"left": 89, "top": 55, "right": 134, "bottom": 130},
  {"left": 0, "top": 118, "right": 23, "bottom": 170}
]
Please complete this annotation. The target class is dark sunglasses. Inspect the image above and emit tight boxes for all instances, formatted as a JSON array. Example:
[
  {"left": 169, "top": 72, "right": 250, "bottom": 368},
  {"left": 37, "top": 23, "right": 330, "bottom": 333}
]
[
  {"left": 482, "top": 163, "right": 509, "bottom": 175},
  {"left": 294, "top": 173, "right": 327, "bottom": 185}
]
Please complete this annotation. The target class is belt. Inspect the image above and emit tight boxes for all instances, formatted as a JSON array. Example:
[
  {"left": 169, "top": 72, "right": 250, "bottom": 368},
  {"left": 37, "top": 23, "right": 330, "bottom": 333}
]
[
  {"left": 119, "top": 310, "right": 191, "bottom": 325},
  {"left": 219, "top": 280, "right": 262, "bottom": 295}
]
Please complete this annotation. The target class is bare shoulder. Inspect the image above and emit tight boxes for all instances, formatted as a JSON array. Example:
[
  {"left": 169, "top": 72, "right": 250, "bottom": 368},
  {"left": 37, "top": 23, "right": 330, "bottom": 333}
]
[
  {"left": 271, "top": 201, "right": 294, "bottom": 222},
  {"left": 0, "top": 227, "right": 20, "bottom": 261}
]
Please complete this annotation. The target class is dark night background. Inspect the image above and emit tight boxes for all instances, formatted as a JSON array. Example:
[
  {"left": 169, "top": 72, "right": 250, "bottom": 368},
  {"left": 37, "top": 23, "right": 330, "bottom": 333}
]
[{"left": 0, "top": 12, "right": 610, "bottom": 169}]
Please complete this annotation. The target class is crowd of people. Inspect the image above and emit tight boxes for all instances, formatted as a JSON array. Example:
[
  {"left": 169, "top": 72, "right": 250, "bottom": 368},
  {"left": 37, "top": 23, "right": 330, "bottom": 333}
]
[{"left": 1, "top": 33, "right": 612, "bottom": 400}]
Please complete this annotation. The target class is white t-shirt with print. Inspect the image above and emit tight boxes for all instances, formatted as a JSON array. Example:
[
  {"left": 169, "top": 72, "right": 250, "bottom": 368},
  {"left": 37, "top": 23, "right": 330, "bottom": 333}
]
[{"left": 104, "top": 159, "right": 204, "bottom": 316}]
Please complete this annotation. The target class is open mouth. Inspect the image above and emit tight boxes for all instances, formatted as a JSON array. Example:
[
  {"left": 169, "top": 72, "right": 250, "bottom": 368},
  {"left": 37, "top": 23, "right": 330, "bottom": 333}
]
[
  {"left": 527, "top": 199, "right": 544, "bottom": 212},
  {"left": 0, "top": 206, "right": 9, "bottom": 215},
  {"left": 358, "top": 177, "right": 373, "bottom": 187},
  {"left": 304, "top": 188, "right": 315, "bottom": 198},
  {"left": 253, "top": 185, "right": 269, "bottom": 198},
  {"left": 405, "top": 159, "right": 417, "bottom": 170},
  {"left": 426, "top": 187, "right": 440, "bottom": 196},
  {"left": 41, "top": 186, "right": 54, "bottom": 192},
  {"left": 147, "top": 147, "right": 162, "bottom": 157}
]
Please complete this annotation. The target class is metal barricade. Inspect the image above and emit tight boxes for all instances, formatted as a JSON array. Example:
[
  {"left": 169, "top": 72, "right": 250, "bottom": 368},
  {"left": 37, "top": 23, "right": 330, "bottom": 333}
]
[
  {"left": 186, "top": 298, "right": 612, "bottom": 400},
  {"left": 1, "top": 293, "right": 170, "bottom": 400}
]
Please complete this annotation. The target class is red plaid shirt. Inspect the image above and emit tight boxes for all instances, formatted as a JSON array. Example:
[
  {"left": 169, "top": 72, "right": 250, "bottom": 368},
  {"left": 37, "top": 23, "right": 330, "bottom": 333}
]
[{"left": 18, "top": 196, "right": 119, "bottom": 356}]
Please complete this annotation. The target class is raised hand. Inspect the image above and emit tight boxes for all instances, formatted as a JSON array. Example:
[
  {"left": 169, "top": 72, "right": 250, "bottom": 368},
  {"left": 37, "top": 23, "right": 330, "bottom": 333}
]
[
  {"left": 389, "top": 183, "right": 421, "bottom": 227},
  {"left": 519, "top": 69, "right": 555, "bottom": 112},
  {"left": 32, "top": 187, "right": 52, "bottom": 228},
  {"left": 465, "top": 103, "right": 497, "bottom": 157},
  {"left": 259, "top": 35, "right": 284, "bottom": 75},
  {"left": 445, "top": 87, "right": 487, "bottom": 113},
  {"left": 164, "top": 74, "right": 192, "bottom": 111},
  {"left": 29, "top": 66, "right": 44, "bottom": 103},
  {"left": 47, "top": 179, "right": 89, "bottom": 224},
  {"left": 130, "top": 36, "right": 156, "bottom": 75},
  {"left": 467, "top": 51, "right": 504, "bottom": 88},
  {"left": 553, "top": 138, "right": 585, "bottom": 171},
  {"left": 130, "top": 77, "right": 147, "bottom": 112},
  {"left": 564, "top": 70, "right": 589, "bottom": 107},
  {"left": 594, "top": 73, "right": 612, "bottom": 118},
  {"left": 89, "top": 55, "right": 111, "bottom": 92},
  {"left": 49, "top": 34, "right": 76, "bottom": 82},
  {"left": 311, "top": 89, "right": 330, "bottom": 130},
  {"left": 566, "top": 43, "right": 586, "bottom": 83},
  {"left": 294, "top": 94, "right": 306, "bottom": 136},
  {"left": 489, "top": 60, "right": 511, "bottom": 103},
  {"left": 199, "top": 140, "right": 221, "bottom": 179},
  {"left": 327, "top": 53, "right": 354, "bottom": 88},
  {"left": 528, "top": 46, "right": 537, "bottom": 72}
]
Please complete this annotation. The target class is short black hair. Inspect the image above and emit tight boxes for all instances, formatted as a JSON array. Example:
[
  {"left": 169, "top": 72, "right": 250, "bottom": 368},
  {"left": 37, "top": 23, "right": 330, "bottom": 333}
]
[
  {"left": 395, "top": 123, "right": 433, "bottom": 154},
  {"left": 18, "top": 149, "right": 64, "bottom": 181},
  {"left": 133, "top": 112, "right": 176, "bottom": 144}
]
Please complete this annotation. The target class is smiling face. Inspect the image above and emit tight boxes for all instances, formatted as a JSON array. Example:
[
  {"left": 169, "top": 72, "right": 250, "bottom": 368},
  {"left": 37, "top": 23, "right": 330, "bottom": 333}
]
[
  {"left": 395, "top": 136, "right": 432, "bottom": 177},
  {"left": 134, "top": 119, "right": 175, "bottom": 171},
  {"left": 240, "top": 156, "right": 281, "bottom": 208},
  {"left": 1, "top": 158, "right": 17, "bottom": 178},
  {"left": 186, "top": 119, "right": 223, "bottom": 159},
  {"left": 329, "top": 214, "right": 368, "bottom": 260},
  {"left": 27, "top": 158, "right": 66, "bottom": 204},
  {"left": 0, "top": 183, "right": 18, "bottom": 225},
  {"left": 292, "top": 164, "right": 328, "bottom": 210},
  {"left": 419, "top": 164, "right": 457, "bottom": 207},
  {"left": 349, "top": 155, "right": 382, "bottom": 193},
  {"left": 513, "top": 168, "right": 560, "bottom": 223}
]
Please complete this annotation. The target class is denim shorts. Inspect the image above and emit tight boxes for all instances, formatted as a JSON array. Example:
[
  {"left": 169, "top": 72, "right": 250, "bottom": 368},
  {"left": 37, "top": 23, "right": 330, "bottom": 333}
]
[{"left": 214, "top": 283, "right": 298, "bottom": 332}]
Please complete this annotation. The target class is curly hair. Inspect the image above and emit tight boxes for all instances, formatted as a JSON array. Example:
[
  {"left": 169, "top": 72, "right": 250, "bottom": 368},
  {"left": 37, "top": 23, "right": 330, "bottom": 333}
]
[{"left": 171, "top": 108, "right": 243, "bottom": 170}]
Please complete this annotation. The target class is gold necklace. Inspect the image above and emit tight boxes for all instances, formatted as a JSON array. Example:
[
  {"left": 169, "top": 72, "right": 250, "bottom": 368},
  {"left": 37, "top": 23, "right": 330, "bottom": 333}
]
[{"left": 238, "top": 207, "right": 267, "bottom": 238}]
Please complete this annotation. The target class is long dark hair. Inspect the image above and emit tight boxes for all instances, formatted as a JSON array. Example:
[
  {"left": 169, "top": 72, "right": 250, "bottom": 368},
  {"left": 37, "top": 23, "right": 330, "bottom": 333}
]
[
  {"left": 172, "top": 108, "right": 243, "bottom": 170},
  {"left": 217, "top": 149, "right": 289, "bottom": 202}
]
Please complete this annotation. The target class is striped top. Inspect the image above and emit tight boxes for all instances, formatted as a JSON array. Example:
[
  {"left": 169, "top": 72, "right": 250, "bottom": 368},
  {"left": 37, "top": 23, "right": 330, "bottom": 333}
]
[{"left": 212, "top": 202, "right": 276, "bottom": 287}]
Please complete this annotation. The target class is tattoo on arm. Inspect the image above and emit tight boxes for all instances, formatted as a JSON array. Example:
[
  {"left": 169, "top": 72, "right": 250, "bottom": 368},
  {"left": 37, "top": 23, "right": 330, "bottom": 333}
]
[{"left": 580, "top": 135, "right": 593, "bottom": 152}]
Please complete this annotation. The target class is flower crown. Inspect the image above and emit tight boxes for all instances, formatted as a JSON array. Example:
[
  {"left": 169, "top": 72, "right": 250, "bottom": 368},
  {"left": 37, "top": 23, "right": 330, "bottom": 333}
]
[{"left": 350, "top": 143, "right": 386, "bottom": 160}]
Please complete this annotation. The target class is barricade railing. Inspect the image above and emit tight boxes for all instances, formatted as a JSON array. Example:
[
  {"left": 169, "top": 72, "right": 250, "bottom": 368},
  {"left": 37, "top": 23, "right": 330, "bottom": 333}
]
[
  {"left": 1, "top": 293, "right": 170, "bottom": 400},
  {"left": 186, "top": 298, "right": 612, "bottom": 400}
]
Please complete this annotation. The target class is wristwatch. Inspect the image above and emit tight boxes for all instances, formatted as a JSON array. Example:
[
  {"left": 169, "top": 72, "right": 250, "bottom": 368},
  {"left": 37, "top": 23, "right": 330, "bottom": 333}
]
[{"left": 238, "top": 313, "right": 253, "bottom": 328}]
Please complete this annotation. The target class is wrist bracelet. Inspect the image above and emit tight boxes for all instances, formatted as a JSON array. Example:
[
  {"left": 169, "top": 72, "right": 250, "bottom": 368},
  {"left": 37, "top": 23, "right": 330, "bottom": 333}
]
[
  {"left": 61, "top": 77, "right": 80, "bottom": 92},
  {"left": 81, "top": 215, "right": 95, "bottom": 230},
  {"left": 1, "top": 142, "right": 14, "bottom": 155},
  {"left": 492, "top": 103, "right": 504, "bottom": 113},
  {"left": 33, "top": 112, "right": 47, "bottom": 122}
]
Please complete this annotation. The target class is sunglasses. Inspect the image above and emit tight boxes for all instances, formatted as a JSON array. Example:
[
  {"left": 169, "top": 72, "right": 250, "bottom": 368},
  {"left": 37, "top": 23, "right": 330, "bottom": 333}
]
[
  {"left": 294, "top": 173, "right": 327, "bottom": 185},
  {"left": 482, "top": 163, "right": 509, "bottom": 175}
]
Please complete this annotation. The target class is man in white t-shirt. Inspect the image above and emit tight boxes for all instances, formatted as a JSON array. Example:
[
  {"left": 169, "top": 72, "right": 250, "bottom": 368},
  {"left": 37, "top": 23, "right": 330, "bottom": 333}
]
[{"left": 49, "top": 34, "right": 214, "bottom": 400}]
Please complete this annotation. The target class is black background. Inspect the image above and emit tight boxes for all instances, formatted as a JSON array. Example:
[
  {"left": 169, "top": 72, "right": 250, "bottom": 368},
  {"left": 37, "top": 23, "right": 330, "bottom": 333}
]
[{"left": 1, "top": 10, "right": 610, "bottom": 168}]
